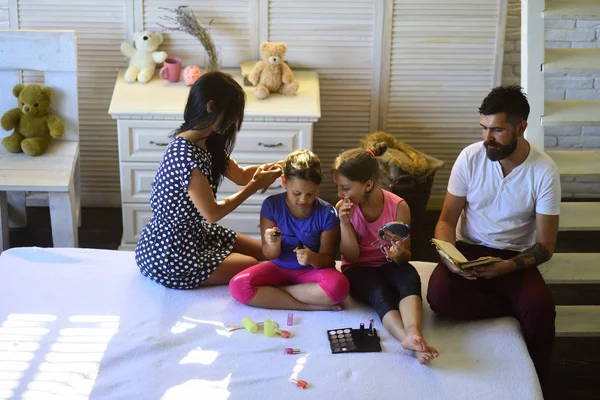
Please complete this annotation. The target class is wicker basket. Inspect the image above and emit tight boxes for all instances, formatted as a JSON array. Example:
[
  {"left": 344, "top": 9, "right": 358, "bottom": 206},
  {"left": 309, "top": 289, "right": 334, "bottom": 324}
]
[
  {"left": 386, "top": 152, "right": 444, "bottom": 227},
  {"left": 361, "top": 131, "right": 445, "bottom": 226}
]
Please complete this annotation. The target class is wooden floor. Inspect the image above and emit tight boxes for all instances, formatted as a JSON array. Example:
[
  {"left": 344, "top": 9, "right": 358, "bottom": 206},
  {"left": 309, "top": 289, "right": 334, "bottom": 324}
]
[{"left": 7, "top": 207, "right": 600, "bottom": 400}]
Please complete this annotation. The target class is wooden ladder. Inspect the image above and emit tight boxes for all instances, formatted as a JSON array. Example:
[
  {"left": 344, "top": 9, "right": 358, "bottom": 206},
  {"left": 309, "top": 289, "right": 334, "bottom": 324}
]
[{"left": 523, "top": 0, "right": 600, "bottom": 337}]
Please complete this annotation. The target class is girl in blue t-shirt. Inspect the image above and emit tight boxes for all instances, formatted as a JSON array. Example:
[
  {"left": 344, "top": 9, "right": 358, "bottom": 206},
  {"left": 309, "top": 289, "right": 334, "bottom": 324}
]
[{"left": 229, "top": 150, "right": 349, "bottom": 310}]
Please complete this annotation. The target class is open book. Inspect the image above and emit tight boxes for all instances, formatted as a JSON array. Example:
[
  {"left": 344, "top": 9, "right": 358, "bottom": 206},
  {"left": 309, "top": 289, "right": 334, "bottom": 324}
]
[{"left": 431, "top": 239, "right": 502, "bottom": 269}]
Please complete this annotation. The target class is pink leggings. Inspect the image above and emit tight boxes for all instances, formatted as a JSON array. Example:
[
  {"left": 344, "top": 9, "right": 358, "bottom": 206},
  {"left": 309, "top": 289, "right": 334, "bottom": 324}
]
[{"left": 229, "top": 261, "right": 350, "bottom": 305}]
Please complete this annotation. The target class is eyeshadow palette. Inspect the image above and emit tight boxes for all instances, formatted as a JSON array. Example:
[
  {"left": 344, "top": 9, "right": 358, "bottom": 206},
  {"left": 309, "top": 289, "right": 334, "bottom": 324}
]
[{"left": 327, "top": 326, "right": 382, "bottom": 354}]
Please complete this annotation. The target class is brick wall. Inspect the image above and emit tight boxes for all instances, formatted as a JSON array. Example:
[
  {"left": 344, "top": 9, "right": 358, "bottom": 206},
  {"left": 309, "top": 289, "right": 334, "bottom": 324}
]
[{"left": 503, "top": 0, "right": 600, "bottom": 198}]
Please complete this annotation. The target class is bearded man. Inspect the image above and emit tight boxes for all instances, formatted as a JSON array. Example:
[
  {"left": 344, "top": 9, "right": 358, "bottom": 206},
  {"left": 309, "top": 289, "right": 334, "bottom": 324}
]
[{"left": 427, "top": 85, "right": 561, "bottom": 395}]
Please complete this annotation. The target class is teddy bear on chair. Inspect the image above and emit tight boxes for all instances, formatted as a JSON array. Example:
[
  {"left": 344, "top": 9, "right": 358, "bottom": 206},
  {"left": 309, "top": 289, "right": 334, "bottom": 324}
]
[
  {"left": 121, "top": 31, "right": 168, "bottom": 83},
  {"left": 248, "top": 41, "right": 299, "bottom": 100},
  {"left": 1, "top": 84, "right": 65, "bottom": 156}
]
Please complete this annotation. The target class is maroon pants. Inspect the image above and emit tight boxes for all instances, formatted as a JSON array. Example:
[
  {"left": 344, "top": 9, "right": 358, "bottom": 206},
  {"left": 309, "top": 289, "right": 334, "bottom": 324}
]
[{"left": 427, "top": 242, "right": 555, "bottom": 392}]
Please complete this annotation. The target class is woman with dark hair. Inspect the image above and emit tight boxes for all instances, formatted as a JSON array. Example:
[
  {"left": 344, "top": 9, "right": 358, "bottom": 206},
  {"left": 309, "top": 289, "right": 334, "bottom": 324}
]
[{"left": 135, "top": 71, "right": 282, "bottom": 289}]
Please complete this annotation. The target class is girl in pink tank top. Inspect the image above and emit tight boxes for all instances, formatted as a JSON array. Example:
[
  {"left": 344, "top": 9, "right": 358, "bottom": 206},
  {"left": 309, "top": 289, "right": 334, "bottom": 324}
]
[{"left": 332, "top": 142, "right": 439, "bottom": 364}]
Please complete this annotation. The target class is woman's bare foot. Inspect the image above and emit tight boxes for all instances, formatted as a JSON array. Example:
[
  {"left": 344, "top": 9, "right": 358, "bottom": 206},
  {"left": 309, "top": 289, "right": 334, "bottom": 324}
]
[{"left": 401, "top": 331, "right": 427, "bottom": 352}]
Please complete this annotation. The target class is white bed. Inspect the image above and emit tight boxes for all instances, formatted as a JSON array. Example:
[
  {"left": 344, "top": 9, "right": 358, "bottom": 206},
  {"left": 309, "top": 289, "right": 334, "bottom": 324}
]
[{"left": 0, "top": 247, "right": 542, "bottom": 400}]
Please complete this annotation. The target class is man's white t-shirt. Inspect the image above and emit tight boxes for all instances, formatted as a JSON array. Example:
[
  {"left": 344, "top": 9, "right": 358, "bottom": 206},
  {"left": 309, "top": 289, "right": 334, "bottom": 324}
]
[{"left": 448, "top": 141, "right": 561, "bottom": 252}]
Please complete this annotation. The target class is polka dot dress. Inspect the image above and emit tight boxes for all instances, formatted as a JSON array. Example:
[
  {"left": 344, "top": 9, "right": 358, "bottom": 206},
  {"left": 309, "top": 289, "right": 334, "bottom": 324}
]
[{"left": 135, "top": 136, "right": 236, "bottom": 289}]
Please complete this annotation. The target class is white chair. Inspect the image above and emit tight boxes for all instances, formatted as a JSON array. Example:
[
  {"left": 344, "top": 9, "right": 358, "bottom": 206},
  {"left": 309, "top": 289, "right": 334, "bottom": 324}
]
[{"left": 0, "top": 30, "right": 80, "bottom": 252}]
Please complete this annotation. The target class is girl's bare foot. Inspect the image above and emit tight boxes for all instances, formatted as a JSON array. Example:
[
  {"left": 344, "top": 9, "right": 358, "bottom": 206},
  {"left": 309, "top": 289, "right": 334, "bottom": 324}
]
[
  {"left": 401, "top": 331, "right": 427, "bottom": 352},
  {"left": 414, "top": 349, "right": 435, "bottom": 364},
  {"left": 411, "top": 344, "right": 439, "bottom": 364},
  {"left": 427, "top": 345, "right": 439, "bottom": 359}
]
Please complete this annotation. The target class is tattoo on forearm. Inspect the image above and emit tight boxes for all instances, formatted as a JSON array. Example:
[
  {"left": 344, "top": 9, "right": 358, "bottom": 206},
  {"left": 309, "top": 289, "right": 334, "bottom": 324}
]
[{"left": 511, "top": 243, "right": 551, "bottom": 270}]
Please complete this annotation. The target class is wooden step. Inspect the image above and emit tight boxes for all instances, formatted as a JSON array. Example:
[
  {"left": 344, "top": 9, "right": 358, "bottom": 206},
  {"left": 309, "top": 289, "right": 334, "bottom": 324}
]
[
  {"left": 544, "top": 0, "right": 600, "bottom": 20},
  {"left": 544, "top": 48, "right": 600, "bottom": 74},
  {"left": 559, "top": 202, "right": 600, "bottom": 231},
  {"left": 543, "top": 100, "right": 600, "bottom": 126},
  {"left": 540, "top": 253, "right": 600, "bottom": 284},
  {"left": 547, "top": 150, "right": 600, "bottom": 176},
  {"left": 556, "top": 306, "right": 600, "bottom": 337}
]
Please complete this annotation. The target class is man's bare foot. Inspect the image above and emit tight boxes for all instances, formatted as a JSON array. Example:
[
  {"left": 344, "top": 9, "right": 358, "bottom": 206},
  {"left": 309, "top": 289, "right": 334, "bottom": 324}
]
[{"left": 401, "top": 331, "right": 427, "bottom": 352}]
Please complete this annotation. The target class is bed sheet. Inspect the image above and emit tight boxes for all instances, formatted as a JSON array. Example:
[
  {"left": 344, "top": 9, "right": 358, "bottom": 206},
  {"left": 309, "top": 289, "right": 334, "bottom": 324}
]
[{"left": 0, "top": 247, "right": 542, "bottom": 400}]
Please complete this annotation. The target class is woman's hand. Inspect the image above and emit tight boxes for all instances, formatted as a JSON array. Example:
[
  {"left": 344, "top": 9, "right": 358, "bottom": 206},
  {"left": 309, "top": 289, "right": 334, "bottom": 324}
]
[
  {"left": 338, "top": 197, "right": 354, "bottom": 225},
  {"left": 264, "top": 227, "right": 281, "bottom": 246},
  {"left": 266, "top": 160, "right": 285, "bottom": 170},
  {"left": 252, "top": 164, "right": 282, "bottom": 190}
]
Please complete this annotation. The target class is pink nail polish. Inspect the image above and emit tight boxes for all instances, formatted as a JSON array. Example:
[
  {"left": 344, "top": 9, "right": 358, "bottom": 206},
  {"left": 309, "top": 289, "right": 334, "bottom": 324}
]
[
  {"left": 276, "top": 329, "right": 291, "bottom": 338},
  {"left": 287, "top": 312, "right": 294, "bottom": 326}
]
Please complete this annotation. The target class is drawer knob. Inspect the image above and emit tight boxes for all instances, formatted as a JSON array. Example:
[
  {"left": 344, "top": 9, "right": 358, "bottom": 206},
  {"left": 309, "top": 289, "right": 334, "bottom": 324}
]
[
  {"left": 149, "top": 140, "right": 169, "bottom": 147},
  {"left": 257, "top": 142, "right": 283, "bottom": 148}
]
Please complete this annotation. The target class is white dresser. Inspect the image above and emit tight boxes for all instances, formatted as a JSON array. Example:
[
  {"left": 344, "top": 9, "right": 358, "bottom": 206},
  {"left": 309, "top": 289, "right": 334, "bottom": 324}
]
[{"left": 108, "top": 70, "right": 321, "bottom": 251}]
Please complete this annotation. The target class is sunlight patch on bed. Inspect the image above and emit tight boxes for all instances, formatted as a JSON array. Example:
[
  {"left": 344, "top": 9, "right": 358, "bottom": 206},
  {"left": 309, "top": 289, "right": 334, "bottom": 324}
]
[
  {"left": 180, "top": 346, "right": 219, "bottom": 365},
  {"left": 163, "top": 374, "right": 231, "bottom": 400},
  {"left": 0, "top": 314, "right": 55, "bottom": 399},
  {"left": 0, "top": 314, "right": 119, "bottom": 399},
  {"left": 289, "top": 354, "right": 309, "bottom": 381},
  {"left": 171, "top": 321, "right": 197, "bottom": 334},
  {"left": 173, "top": 317, "right": 233, "bottom": 337}
]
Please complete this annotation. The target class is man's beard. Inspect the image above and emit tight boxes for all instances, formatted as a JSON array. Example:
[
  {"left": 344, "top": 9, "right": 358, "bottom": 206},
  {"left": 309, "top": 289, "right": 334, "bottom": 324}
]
[{"left": 484, "top": 136, "right": 517, "bottom": 161}]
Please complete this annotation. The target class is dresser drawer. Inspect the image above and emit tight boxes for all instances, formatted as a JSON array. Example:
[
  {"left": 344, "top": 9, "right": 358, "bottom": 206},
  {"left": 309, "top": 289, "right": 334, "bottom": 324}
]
[
  {"left": 118, "top": 120, "right": 313, "bottom": 163},
  {"left": 121, "top": 162, "right": 284, "bottom": 204},
  {"left": 219, "top": 205, "right": 262, "bottom": 239},
  {"left": 122, "top": 203, "right": 153, "bottom": 245},
  {"left": 218, "top": 176, "right": 285, "bottom": 198},
  {"left": 118, "top": 120, "right": 180, "bottom": 162},
  {"left": 121, "top": 203, "right": 261, "bottom": 246},
  {"left": 231, "top": 122, "right": 313, "bottom": 163},
  {"left": 120, "top": 162, "right": 159, "bottom": 203}
]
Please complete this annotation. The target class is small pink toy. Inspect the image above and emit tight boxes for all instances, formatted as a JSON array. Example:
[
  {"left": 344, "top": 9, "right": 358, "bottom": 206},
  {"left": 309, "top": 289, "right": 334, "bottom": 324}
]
[
  {"left": 183, "top": 65, "right": 202, "bottom": 86},
  {"left": 284, "top": 348, "right": 300, "bottom": 355}
]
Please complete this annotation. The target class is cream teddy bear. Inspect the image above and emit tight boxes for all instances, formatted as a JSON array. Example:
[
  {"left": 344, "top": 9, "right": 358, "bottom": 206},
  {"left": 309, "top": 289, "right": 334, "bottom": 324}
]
[
  {"left": 248, "top": 42, "right": 299, "bottom": 100},
  {"left": 121, "top": 31, "right": 168, "bottom": 83}
]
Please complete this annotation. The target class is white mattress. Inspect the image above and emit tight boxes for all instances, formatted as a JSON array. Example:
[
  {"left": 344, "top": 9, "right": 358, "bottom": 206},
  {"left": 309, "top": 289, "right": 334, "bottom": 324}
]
[{"left": 0, "top": 247, "right": 542, "bottom": 400}]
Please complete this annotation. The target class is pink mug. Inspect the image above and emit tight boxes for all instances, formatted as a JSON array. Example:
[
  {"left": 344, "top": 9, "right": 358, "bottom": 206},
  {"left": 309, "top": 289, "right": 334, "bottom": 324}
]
[{"left": 159, "top": 57, "right": 182, "bottom": 83}]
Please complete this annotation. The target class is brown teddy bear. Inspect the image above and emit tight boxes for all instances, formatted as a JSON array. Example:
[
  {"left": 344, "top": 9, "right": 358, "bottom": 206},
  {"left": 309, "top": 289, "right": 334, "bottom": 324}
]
[
  {"left": 248, "top": 41, "right": 299, "bottom": 100},
  {"left": 1, "top": 83, "right": 65, "bottom": 156}
]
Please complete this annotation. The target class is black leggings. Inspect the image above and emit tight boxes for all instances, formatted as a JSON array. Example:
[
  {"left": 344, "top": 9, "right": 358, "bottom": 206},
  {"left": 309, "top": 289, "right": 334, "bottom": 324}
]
[{"left": 343, "top": 262, "right": 422, "bottom": 320}]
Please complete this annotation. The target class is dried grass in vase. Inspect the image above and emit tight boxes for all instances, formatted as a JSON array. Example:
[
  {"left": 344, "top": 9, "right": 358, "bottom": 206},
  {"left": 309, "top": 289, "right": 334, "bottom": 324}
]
[{"left": 158, "top": 5, "right": 220, "bottom": 71}]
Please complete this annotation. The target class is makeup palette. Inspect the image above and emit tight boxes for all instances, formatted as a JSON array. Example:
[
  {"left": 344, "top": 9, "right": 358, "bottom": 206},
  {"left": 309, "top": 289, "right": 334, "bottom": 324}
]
[{"left": 327, "top": 323, "right": 381, "bottom": 354}]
